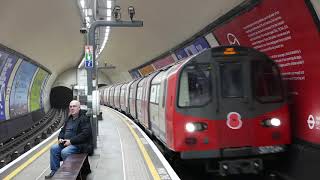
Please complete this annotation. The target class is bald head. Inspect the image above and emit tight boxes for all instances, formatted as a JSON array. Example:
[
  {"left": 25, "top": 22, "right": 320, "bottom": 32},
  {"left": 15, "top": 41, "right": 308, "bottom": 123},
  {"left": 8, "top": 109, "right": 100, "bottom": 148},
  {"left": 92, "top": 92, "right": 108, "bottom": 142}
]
[{"left": 69, "top": 100, "right": 81, "bottom": 117}]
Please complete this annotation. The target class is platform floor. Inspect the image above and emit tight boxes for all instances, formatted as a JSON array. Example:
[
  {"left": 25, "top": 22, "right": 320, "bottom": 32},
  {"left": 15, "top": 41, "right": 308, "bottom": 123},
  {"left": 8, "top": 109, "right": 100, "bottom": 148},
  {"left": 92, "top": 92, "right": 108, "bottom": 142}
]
[{"left": 0, "top": 106, "right": 179, "bottom": 180}]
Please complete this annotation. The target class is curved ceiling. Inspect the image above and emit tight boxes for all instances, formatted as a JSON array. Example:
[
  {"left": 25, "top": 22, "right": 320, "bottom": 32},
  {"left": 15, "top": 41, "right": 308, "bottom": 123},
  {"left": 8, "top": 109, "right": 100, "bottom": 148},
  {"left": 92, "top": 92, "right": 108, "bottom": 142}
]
[
  {"left": 0, "top": 0, "right": 245, "bottom": 83},
  {"left": 0, "top": 0, "right": 83, "bottom": 76}
]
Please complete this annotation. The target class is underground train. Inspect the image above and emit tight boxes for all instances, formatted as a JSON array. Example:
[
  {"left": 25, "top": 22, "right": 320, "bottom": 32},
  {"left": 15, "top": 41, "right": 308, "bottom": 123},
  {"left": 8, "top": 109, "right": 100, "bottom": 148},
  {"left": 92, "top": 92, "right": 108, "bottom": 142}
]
[{"left": 100, "top": 46, "right": 291, "bottom": 175}]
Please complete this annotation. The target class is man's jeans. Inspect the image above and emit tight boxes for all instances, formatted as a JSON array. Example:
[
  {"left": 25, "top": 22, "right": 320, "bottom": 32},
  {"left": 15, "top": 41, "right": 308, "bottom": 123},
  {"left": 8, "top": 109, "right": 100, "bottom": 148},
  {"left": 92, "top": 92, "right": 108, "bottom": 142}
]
[{"left": 50, "top": 144, "right": 80, "bottom": 172}]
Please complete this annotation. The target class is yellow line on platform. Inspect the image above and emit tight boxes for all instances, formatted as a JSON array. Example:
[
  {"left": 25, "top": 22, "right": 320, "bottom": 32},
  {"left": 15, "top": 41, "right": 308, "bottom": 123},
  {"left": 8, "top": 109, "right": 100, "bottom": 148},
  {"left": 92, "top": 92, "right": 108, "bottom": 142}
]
[
  {"left": 113, "top": 112, "right": 161, "bottom": 180},
  {"left": 3, "top": 140, "right": 57, "bottom": 180}
]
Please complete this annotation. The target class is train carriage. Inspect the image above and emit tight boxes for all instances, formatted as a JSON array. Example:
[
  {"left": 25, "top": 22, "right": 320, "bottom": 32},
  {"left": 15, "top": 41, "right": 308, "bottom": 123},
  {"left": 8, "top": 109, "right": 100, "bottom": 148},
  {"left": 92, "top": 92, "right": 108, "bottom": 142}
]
[{"left": 101, "top": 46, "right": 291, "bottom": 175}]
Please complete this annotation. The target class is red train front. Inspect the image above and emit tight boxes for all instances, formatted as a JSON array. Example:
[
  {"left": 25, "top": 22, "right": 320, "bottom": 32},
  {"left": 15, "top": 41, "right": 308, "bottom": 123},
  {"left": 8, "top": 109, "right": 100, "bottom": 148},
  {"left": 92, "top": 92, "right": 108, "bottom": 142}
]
[
  {"left": 100, "top": 46, "right": 291, "bottom": 175},
  {"left": 165, "top": 46, "right": 290, "bottom": 175}
]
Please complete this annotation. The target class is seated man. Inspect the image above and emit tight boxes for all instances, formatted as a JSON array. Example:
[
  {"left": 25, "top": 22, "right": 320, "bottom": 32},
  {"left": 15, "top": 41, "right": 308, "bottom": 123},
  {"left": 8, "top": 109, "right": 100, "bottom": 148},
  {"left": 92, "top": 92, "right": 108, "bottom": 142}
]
[{"left": 45, "top": 100, "right": 93, "bottom": 179}]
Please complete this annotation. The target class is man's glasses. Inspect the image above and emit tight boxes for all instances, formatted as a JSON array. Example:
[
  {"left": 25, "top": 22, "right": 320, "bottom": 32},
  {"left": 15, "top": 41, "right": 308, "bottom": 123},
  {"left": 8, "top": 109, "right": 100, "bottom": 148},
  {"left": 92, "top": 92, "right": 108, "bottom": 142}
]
[{"left": 69, "top": 105, "right": 78, "bottom": 108}]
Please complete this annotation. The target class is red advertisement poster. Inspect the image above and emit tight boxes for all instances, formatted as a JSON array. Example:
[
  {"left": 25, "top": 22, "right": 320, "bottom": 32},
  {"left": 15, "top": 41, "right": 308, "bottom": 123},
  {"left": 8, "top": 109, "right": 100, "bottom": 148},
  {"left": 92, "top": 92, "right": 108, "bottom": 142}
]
[
  {"left": 152, "top": 55, "right": 175, "bottom": 70},
  {"left": 213, "top": 0, "right": 320, "bottom": 144}
]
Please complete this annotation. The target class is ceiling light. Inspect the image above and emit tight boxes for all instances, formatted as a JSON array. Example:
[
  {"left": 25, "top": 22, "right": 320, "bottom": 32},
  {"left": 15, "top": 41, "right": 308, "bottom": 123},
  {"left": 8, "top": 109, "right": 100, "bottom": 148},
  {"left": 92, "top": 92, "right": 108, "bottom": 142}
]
[
  {"left": 80, "top": 0, "right": 85, "bottom": 8},
  {"left": 107, "top": 0, "right": 112, "bottom": 8},
  {"left": 107, "top": 9, "right": 112, "bottom": 17}
]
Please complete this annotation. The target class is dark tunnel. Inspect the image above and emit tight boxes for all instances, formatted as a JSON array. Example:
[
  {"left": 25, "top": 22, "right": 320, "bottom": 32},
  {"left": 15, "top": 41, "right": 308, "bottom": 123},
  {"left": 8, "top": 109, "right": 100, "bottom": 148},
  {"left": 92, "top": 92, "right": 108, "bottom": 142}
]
[{"left": 50, "top": 86, "right": 73, "bottom": 109}]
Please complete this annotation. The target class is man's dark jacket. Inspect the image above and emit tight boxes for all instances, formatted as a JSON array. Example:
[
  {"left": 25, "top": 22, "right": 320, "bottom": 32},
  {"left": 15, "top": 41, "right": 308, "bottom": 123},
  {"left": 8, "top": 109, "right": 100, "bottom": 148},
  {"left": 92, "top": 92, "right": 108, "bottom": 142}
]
[{"left": 58, "top": 110, "right": 94, "bottom": 155}]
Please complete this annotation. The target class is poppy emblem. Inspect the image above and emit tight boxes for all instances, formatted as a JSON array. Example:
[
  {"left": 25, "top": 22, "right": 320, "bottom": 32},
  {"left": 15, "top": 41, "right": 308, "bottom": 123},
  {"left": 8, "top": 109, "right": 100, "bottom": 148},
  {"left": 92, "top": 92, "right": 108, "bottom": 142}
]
[{"left": 227, "top": 112, "right": 242, "bottom": 129}]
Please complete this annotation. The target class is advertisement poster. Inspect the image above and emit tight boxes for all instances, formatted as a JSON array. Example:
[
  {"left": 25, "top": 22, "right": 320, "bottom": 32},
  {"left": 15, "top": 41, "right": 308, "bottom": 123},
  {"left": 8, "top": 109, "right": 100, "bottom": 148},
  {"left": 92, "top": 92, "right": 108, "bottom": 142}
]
[
  {"left": 174, "top": 37, "right": 210, "bottom": 60},
  {"left": 0, "top": 55, "right": 18, "bottom": 120},
  {"left": 152, "top": 55, "right": 175, "bottom": 70},
  {"left": 129, "top": 70, "right": 141, "bottom": 79},
  {"left": 0, "top": 51, "right": 9, "bottom": 72},
  {"left": 213, "top": 0, "right": 320, "bottom": 143},
  {"left": 138, "top": 64, "right": 155, "bottom": 77},
  {"left": 40, "top": 71, "right": 49, "bottom": 109},
  {"left": 9, "top": 60, "right": 37, "bottom": 118},
  {"left": 175, "top": 49, "right": 188, "bottom": 60},
  {"left": 29, "top": 68, "right": 48, "bottom": 111}
]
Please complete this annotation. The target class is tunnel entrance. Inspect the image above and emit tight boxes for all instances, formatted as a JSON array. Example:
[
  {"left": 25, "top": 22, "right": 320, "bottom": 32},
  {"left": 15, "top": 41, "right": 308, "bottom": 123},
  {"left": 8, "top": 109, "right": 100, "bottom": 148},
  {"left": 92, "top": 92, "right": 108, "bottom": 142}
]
[{"left": 50, "top": 86, "right": 73, "bottom": 109}]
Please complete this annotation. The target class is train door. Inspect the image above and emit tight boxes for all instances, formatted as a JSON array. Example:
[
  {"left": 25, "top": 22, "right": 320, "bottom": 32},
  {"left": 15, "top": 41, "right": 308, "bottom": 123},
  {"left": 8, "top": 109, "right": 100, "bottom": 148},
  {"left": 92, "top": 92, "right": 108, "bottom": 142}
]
[
  {"left": 158, "top": 69, "right": 171, "bottom": 143},
  {"left": 149, "top": 71, "right": 165, "bottom": 138},
  {"left": 109, "top": 85, "right": 115, "bottom": 108},
  {"left": 103, "top": 87, "right": 109, "bottom": 106},
  {"left": 120, "top": 83, "right": 127, "bottom": 112},
  {"left": 125, "top": 81, "right": 134, "bottom": 114},
  {"left": 137, "top": 78, "right": 146, "bottom": 124},
  {"left": 99, "top": 88, "right": 104, "bottom": 105},
  {"left": 129, "top": 78, "right": 141, "bottom": 120},
  {"left": 217, "top": 61, "right": 252, "bottom": 148},
  {"left": 142, "top": 72, "right": 159, "bottom": 131},
  {"left": 114, "top": 84, "right": 121, "bottom": 110}
]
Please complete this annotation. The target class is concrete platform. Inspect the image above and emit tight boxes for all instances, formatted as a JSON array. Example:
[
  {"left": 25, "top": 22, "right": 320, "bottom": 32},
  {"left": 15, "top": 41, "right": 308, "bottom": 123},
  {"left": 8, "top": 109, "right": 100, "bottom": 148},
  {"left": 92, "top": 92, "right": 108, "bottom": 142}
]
[{"left": 0, "top": 106, "right": 179, "bottom": 180}]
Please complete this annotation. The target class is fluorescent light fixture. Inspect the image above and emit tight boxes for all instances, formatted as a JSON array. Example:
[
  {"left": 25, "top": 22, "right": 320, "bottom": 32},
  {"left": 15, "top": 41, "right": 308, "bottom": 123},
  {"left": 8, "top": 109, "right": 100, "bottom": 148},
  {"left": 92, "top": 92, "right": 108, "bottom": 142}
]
[
  {"left": 107, "top": 1, "right": 112, "bottom": 8},
  {"left": 107, "top": 9, "right": 112, "bottom": 17},
  {"left": 80, "top": 0, "right": 85, "bottom": 8},
  {"left": 78, "top": 58, "right": 85, "bottom": 69}
]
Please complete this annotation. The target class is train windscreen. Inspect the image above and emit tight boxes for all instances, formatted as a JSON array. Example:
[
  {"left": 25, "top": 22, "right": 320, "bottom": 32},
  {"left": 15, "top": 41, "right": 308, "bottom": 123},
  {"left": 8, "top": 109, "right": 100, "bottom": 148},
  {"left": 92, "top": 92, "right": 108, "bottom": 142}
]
[
  {"left": 220, "top": 63, "right": 243, "bottom": 98},
  {"left": 178, "top": 64, "right": 212, "bottom": 107},
  {"left": 252, "top": 61, "right": 283, "bottom": 103}
]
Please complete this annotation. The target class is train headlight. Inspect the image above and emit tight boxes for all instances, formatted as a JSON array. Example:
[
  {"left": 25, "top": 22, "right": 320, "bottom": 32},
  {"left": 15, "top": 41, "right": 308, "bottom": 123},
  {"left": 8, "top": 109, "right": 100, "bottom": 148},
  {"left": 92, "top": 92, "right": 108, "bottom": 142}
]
[
  {"left": 262, "top": 118, "right": 281, "bottom": 127},
  {"left": 185, "top": 123, "right": 196, "bottom": 132},
  {"left": 270, "top": 118, "right": 281, "bottom": 127},
  {"left": 185, "top": 122, "right": 208, "bottom": 132}
]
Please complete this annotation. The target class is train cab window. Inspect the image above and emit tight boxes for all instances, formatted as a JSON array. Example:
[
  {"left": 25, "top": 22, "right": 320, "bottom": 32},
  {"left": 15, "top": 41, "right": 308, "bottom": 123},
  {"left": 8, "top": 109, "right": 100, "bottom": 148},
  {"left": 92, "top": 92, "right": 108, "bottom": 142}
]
[
  {"left": 178, "top": 64, "right": 212, "bottom": 107},
  {"left": 220, "top": 63, "right": 243, "bottom": 98},
  {"left": 253, "top": 61, "right": 283, "bottom": 102}
]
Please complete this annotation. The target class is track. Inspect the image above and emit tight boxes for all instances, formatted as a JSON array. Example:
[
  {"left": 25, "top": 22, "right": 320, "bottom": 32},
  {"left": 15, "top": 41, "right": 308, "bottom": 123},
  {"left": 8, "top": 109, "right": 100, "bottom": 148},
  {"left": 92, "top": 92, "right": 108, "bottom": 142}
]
[
  {"left": 173, "top": 161, "right": 289, "bottom": 180},
  {"left": 0, "top": 109, "right": 66, "bottom": 168}
]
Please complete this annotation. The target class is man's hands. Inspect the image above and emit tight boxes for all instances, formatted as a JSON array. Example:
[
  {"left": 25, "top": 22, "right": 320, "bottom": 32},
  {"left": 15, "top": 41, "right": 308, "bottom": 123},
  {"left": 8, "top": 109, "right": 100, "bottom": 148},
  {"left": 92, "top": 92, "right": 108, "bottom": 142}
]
[
  {"left": 64, "top": 139, "right": 71, "bottom": 146},
  {"left": 58, "top": 139, "right": 71, "bottom": 147}
]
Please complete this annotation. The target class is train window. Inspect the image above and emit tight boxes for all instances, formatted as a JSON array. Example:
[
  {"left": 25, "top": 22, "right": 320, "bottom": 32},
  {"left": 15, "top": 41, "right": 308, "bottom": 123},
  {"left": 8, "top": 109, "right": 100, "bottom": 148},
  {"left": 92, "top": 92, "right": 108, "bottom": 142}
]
[
  {"left": 150, "top": 85, "right": 157, "bottom": 103},
  {"left": 178, "top": 64, "right": 212, "bottom": 107},
  {"left": 137, "top": 87, "right": 143, "bottom": 100},
  {"left": 253, "top": 61, "right": 283, "bottom": 102},
  {"left": 150, "top": 84, "right": 160, "bottom": 104},
  {"left": 120, "top": 89, "right": 125, "bottom": 97},
  {"left": 129, "top": 88, "right": 134, "bottom": 99},
  {"left": 220, "top": 63, "right": 243, "bottom": 98}
]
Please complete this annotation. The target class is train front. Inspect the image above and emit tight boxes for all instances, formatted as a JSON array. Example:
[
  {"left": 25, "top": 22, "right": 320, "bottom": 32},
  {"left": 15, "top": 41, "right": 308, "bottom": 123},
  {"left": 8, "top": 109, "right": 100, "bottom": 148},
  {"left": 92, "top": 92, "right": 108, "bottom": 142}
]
[{"left": 166, "top": 46, "right": 291, "bottom": 175}]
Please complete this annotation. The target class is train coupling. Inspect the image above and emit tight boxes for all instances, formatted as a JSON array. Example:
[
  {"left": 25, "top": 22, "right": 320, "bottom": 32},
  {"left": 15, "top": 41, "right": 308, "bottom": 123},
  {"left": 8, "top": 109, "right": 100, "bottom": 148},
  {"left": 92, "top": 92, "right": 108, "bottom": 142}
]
[{"left": 218, "top": 158, "right": 263, "bottom": 176}]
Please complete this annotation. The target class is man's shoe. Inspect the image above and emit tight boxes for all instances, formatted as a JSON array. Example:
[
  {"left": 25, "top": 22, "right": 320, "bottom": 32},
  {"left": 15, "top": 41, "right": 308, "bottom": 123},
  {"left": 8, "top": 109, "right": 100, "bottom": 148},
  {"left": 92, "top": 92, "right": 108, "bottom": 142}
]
[{"left": 44, "top": 171, "right": 55, "bottom": 179}]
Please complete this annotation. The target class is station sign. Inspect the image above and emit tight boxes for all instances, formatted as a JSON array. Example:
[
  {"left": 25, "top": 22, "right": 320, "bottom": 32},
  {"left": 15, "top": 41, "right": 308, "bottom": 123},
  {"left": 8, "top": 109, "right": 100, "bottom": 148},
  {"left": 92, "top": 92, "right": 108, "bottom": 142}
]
[{"left": 85, "top": 45, "right": 93, "bottom": 68}]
